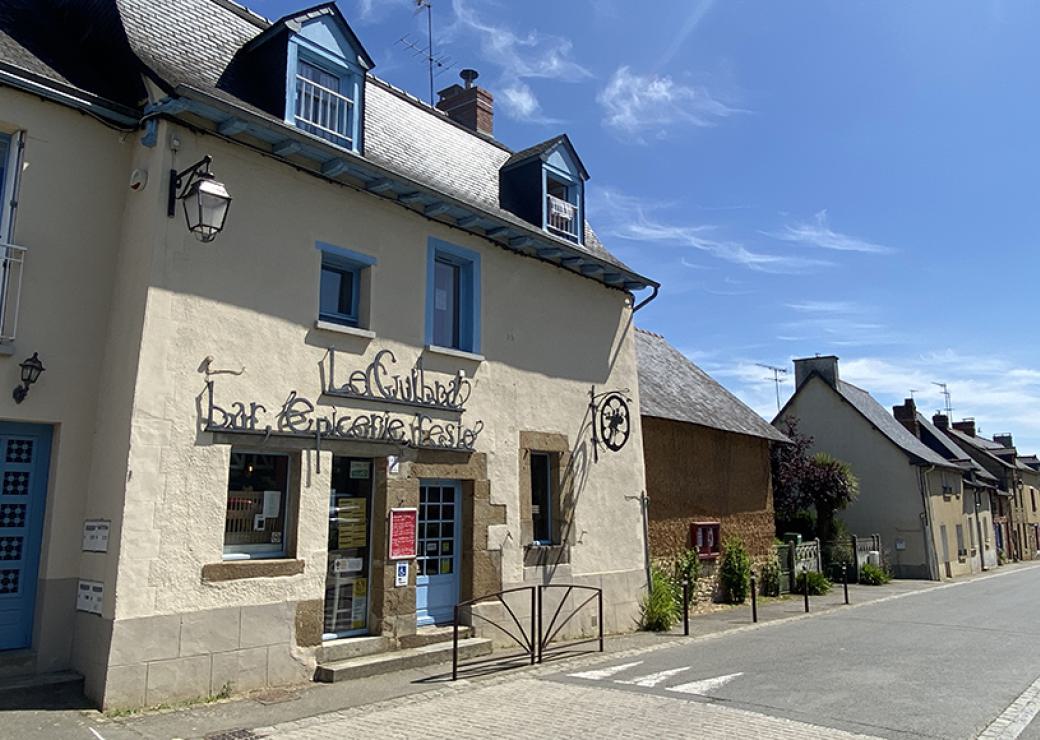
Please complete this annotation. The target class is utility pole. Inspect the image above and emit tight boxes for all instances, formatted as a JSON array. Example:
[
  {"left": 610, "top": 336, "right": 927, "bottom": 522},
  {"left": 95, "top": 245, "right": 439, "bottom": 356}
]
[{"left": 757, "top": 363, "right": 789, "bottom": 413}]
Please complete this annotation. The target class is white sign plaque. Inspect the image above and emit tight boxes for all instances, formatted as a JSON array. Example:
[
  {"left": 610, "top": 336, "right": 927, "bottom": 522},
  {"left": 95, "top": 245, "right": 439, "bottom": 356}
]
[
  {"left": 76, "top": 580, "right": 104, "bottom": 615},
  {"left": 395, "top": 561, "right": 408, "bottom": 588},
  {"left": 82, "top": 520, "right": 111, "bottom": 552}
]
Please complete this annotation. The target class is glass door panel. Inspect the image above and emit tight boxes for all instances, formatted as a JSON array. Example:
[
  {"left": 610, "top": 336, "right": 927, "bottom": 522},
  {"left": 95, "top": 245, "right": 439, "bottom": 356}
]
[{"left": 324, "top": 457, "right": 372, "bottom": 639}]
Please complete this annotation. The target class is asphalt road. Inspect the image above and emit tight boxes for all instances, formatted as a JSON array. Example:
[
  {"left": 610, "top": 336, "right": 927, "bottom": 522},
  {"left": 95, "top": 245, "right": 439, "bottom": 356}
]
[{"left": 548, "top": 563, "right": 1040, "bottom": 739}]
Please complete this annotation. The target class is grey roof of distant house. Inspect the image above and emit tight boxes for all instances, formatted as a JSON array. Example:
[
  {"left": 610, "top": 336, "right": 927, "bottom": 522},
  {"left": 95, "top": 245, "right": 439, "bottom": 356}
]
[
  {"left": 0, "top": 0, "right": 636, "bottom": 274},
  {"left": 945, "top": 427, "right": 1016, "bottom": 469},
  {"left": 917, "top": 413, "right": 998, "bottom": 482},
  {"left": 635, "top": 330, "right": 790, "bottom": 444},
  {"left": 833, "top": 381, "right": 955, "bottom": 468}
]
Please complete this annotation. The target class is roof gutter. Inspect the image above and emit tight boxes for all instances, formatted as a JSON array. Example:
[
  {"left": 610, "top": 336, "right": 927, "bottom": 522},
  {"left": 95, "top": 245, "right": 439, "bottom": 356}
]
[
  {"left": 0, "top": 63, "right": 140, "bottom": 127},
  {"left": 632, "top": 283, "right": 659, "bottom": 312}
]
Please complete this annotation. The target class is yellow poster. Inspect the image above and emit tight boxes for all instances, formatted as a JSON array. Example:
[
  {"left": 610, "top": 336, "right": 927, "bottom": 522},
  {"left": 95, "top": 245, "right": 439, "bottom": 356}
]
[
  {"left": 351, "top": 577, "right": 368, "bottom": 629},
  {"left": 337, "top": 497, "right": 367, "bottom": 549}
]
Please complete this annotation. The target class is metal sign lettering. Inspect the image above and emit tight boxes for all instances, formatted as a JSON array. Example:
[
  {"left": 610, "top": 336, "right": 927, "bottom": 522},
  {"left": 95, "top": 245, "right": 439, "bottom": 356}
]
[
  {"left": 205, "top": 383, "right": 483, "bottom": 452},
  {"left": 326, "top": 349, "right": 471, "bottom": 412}
]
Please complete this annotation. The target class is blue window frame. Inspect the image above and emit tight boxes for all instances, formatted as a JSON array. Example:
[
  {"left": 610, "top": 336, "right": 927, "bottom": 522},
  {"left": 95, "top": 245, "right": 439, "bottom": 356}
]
[
  {"left": 425, "top": 239, "right": 480, "bottom": 353},
  {"left": 317, "top": 243, "right": 376, "bottom": 328},
  {"left": 287, "top": 36, "right": 363, "bottom": 152}
]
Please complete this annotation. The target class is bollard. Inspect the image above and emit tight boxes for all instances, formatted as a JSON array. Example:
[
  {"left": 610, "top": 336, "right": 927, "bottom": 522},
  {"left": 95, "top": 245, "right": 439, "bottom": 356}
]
[
  {"left": 682, "top": 579, "right": 690, "bottom": 636},
  {"left": 802, "top": 567, "right": 810, "bottom": 613},
  {"left": 842, "top": 563, "right": 850, "bottom": 605},
  {"left": 452, "top": 604, "right": 459, "bottom": 681},
  {"left": 750, "top": 574, "right": 758, "bottom": 623}
]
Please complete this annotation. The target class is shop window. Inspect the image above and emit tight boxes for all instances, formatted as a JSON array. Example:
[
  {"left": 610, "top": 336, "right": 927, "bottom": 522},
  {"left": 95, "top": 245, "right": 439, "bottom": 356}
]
[
  {"left": 530, "top": 452, "right": 553, "bottom": 545},
  {"left": 426, "top": 238, "right": 480, "bottom": 353},
  {"left": 317, "top": 243, "right": 375, "bottom": 329},
  {"left": 224, "top": 452, "right": 291, "bottom": 560},
  {"left": 690, "top": 522, "right": 721, "bottom": 559}
]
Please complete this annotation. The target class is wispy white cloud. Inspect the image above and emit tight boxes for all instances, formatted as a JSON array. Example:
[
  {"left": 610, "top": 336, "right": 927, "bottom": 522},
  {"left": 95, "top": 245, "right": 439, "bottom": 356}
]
[
  {"left": 770, "top": 210, "right": 895, "bottom": 254},
  {"left": 597, "top": 66, "right": 742, "bottom": 141},
  {"left": 354, "top": 0, "right": 412, "bottom": 23},
  {"left": 786, "top": 300, "right": 863, "bottom": 314},
  {"left": 592, "top": 189, "right": 831, "bottom": 274},
  {"left": 446, "top": 0, "right": 590, "bottom": 122}
]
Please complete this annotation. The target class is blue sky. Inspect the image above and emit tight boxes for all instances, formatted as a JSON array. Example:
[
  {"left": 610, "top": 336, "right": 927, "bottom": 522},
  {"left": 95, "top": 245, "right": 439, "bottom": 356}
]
[{"left": 256, "top": 0, "right": 1040, "bottom": 451}]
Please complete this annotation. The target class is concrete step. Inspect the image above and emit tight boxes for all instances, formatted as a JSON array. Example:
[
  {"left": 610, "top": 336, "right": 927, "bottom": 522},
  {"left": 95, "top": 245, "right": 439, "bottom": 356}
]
[
  {"left": 0, "top": 650, "right": 35, "bottom": 679},
  {"left": 0, "top": 670, "right": 82, "bottom": 694},
  {"left": 315, "top": 638, "right": 492, "bottom": 683},
  {"left": 399, "top": 624, "right": 472, "bottom": 649},
  {"left": 318, "top": 635, "right": 391, "bottom": 664}
]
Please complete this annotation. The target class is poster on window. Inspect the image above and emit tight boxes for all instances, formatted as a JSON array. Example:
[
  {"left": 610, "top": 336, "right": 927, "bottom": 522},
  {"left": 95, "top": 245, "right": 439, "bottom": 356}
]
[
  {"left": 350, "top": 577, "right": 368, "bottom": 629},
  {"left": 337, "top": 497, "right": 367, "bottom": 549},
  {"left": 388, "top": 507, "right": 418, "bottom": 560}
]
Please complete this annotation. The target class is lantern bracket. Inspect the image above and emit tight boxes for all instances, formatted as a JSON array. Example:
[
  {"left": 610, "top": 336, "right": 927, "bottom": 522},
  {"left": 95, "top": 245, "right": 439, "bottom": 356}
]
[{"left": 167, "top": 155, "right": 214, "bottom": 217}]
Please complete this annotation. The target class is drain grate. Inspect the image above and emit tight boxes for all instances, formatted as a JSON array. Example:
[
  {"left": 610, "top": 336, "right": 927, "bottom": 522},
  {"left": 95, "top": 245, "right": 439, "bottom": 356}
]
[{"left": 204, "top": 729, "right": 259, "bottom": 740}]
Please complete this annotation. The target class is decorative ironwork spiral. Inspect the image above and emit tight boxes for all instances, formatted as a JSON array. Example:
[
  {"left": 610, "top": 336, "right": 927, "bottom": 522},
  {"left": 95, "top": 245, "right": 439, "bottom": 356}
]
[{"left": 598, "top": 393, "right": 631, "bottom": 452}]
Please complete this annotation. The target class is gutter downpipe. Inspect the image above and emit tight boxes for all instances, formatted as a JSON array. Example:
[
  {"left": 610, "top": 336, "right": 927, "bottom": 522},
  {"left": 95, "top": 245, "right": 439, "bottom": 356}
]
[{"left": 917, "top": 464, "right": 939, "bottom": 581}]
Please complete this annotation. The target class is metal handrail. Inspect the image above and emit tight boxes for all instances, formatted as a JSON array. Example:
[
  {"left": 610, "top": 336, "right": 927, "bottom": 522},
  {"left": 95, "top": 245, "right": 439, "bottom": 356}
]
[
  {"left": 452, "top": 585, "right": 536, "bottom": 680},
  {"left": 451, "top": 583, "right": 604, "bottom": 680},
  {"left": 546, "top": 194, "right": 578, "bottom": 239},
  {"left": 295, "top": 75, "right": 354, "bottom": 143}
]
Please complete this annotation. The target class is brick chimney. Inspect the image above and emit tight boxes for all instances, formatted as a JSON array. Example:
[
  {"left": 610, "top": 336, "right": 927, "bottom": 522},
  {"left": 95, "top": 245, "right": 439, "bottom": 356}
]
[
  {"left": 994, "top": 433, "right": 1014, "bottom": 450},
  {"left": 953, "top": 418, "right": 976, "bottom": 437},
  {"left": 793, "top": 355, "right": 839, "bottom": 390},
  {"left": 893, "top": 398, "right": 920, "bottom": 438},
  {"left": 436, "top": 69, "right": 493, "bottom": 136},
  {"left": 933, "top": 413, "right": 949, "bottom": 430}
]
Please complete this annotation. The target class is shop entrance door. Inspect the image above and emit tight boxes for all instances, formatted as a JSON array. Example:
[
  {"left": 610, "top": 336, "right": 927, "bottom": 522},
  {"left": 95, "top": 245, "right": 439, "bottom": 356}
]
[
  {"left": 0, "top": 423, "right": 52, "bottom": 651},
  {"left": 416, "top": 481, "right": 461, "bottom": 626},
  {"left": 324, "top": 457, "right": 372, "bottom": 639}
]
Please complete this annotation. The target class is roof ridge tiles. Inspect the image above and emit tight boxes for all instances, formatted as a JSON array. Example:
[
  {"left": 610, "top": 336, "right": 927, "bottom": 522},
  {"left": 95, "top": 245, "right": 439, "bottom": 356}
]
[{"left": 204, "top": 0, "right": 270, "bottom": 28}]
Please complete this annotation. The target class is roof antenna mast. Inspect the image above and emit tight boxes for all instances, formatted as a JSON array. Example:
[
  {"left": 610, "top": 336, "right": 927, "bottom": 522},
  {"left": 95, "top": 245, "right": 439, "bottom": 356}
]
[
  {"left": 757, "top": 363, "right": 789, "bottom": 413},
  {"left": 932, "top": 381, "right": 953, "bottom": 419},
  {"left": 399, "top": 2, "right": 455, "bottom": 106}
]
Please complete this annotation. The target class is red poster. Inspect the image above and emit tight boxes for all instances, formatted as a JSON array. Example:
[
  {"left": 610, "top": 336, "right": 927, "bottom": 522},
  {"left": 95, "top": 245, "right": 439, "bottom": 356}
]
[{"left": 388, "top": 508, "right": 418, "bottom": 560}]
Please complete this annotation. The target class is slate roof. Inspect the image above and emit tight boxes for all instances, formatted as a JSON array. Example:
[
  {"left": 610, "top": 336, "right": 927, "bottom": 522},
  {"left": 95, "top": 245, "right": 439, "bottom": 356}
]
[
  {"left": 917, "top": 413, "right": 998, "bottom": 483},
  {"left": 635, "top": 330, "right": 789, "bottom": 444},
  {"left": 832, "top": 381, "right": 955, "bottom": 468},
  {"left": 945, "top": 427, "right": 1015, "bottom": 469},
  {"left": 502, "top": 134, "right": 589, "bottom": 179},
  {"left": 0, "top": 0, "right": 638, "bottom": 274}
]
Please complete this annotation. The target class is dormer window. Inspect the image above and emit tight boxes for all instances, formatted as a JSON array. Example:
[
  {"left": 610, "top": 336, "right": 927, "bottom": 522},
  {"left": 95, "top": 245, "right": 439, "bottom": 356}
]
[
  {"left": 499, "top": 134, "right": 589, "bottom": 246},
  {"left": 294, "top": 59, "right": 355, "bottom": 149},
  {"left": 232, "top": 5, "right": 373, "bottom": 155}
]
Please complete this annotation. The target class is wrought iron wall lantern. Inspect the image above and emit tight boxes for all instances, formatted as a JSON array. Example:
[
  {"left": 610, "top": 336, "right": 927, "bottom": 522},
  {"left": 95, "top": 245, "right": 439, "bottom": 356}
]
[
  {"left": 12, "top": 352, "right": 44, "bottom": 404},
  {"left": 167, "top": 155, "right": 232, "bottom": 242},
  {"left": 589, "top": 386, "right": 632, "bottom": 461}
]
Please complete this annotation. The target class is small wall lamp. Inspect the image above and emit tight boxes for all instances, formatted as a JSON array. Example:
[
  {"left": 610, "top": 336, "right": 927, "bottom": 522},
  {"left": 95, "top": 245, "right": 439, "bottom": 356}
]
[
  {"left": 13, "top": 352, "right": 44, "bottom": 404},
  {"left": 167, "top": 155, "right": 232, "bottom": 243}
]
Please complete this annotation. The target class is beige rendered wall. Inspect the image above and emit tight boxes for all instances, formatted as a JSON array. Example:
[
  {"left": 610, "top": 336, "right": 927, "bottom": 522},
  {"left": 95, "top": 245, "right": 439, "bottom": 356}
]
[
  {"left": 779, "top": 377, "right": 932, "bottom": 579},
  {"left": 99, "top": 119, "right": 647, "bottom": 700},
  {"left": 924, "top": 469, "right": 972, "bottom": 580},
  {"left": 0, "top": 87, "right": 133, "bottom": 677}
]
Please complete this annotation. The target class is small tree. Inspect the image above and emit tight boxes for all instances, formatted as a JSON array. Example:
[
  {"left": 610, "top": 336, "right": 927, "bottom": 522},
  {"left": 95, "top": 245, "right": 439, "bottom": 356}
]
[
  {"left": 718, "top": 537, "right": 751, "bottom": 603},
  {"left": 771, "top": 418, "right": 815, "bottom": 524},
  {"left": 803, "top": 453, "right": 858, "bottom": 543}
]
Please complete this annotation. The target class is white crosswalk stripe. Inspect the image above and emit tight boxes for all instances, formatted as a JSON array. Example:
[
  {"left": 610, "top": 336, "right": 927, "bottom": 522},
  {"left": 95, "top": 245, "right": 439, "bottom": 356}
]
[
  {"left": 615, "top": 667, "right": 691, "bottom": 688},
  {"left": 567, "top": 661, "right": 644, "bottom": 681},
  {"left": 667, "top": 672, "right": 743, "bottom": 696}
]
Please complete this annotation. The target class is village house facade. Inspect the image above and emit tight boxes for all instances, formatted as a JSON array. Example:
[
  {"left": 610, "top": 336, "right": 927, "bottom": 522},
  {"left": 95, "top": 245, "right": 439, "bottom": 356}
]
[
  {"left": 776, "top": 356, "right": 968, "bottom": 580},
  {"left": 636, "top": 330, "right": 789, "bottom": 600},
  {"left": 0, "top": 0, "right": 658, "bottom": 709}
]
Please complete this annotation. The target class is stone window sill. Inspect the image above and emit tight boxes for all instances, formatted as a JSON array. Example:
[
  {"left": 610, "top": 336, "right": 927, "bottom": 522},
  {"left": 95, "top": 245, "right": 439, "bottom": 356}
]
[
  {"left": 314, "top": 320, "right": 375, "bottom": 339},
  {"left": 425, "top": 344, "right": 485, "bottom": 363},
  {"left": 202, "top": 559, "right": 305, "bottom": 582}
]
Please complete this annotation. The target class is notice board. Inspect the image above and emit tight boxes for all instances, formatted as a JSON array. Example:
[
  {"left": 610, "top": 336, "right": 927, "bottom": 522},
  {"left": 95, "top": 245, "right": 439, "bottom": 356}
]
[{"left": 388, "top": 507, "right": 418, "bottom": 560}]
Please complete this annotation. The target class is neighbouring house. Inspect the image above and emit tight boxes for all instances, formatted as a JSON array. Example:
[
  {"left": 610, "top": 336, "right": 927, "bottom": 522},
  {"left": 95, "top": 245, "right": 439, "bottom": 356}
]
[
  {"left": 944, "top": 422, "right": 1029, "bottom": 561},
  {"left": 1017, "top": 454, "right": 1040, "bottom": 556},
  {"left": 636, "top": 330, "right": 789, "bottom": 600},
  {"left": 0, "top": 0, "right": 659, "bottom": 709},
  {"left": 776, "top": 356, "right": 967, "bottom": 580},
  {"left": 892, "top": 400, "right": 999, "bottom": 572}
]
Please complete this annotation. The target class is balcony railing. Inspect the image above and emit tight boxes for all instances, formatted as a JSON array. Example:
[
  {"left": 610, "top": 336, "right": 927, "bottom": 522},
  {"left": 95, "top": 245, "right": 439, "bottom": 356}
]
[
  {"left": 0, "top": 241, "right": 26, "bottom": 343},
  {"left": 546, "top": 194, "right": 579, "bottom": 240},
  {"left": 294, "top": 75, "right": 354, "bottom": 147}
]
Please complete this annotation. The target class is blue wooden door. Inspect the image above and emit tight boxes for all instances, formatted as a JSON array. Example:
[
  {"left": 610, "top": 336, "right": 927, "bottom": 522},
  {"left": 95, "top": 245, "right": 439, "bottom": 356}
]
[
  {"left": 0, "top": 423, "right": 52, "bottom": 651},
  {"left": 416, "top": 481, "right": 460, "bottom": 626}
]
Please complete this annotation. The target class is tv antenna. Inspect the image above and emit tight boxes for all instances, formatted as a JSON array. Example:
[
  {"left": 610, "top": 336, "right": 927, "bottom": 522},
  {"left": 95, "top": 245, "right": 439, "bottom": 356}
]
[
  {"left": 398, "top": 1, "right": 454, "bottom": 106},
  {"left": 932, "top": 381, "right": 953, "bottom": 419},
  {"left": 909, "top": 388, "right": 920, "bottom": 400},
  {"left": 757, "top": 363, "right": 789, "bottom": 413}
]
